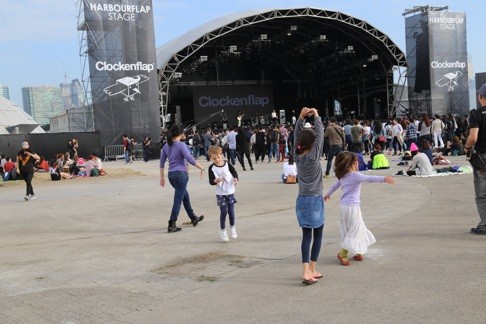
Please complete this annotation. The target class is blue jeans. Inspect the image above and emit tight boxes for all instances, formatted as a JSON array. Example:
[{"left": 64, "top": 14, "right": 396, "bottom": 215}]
[
  {"left": 168, "top": 171, "right": 194, "bottom": 222},
  {"left": 326, "top": 145, "right": 342, "bottom": 175},
  {"left": 229, "top": 149, "right": 236, "bottom": 165},
  {"left": 269, "top": 142, "right": 279, "bottom": 161},
  {"left": 193, "top": 146, "right": 200, "bottom": 159},
  {"left": 124, "top": 150, "right": 130, "bottom": 163}
]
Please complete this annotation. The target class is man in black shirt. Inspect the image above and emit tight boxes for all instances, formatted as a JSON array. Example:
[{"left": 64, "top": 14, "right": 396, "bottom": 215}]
[{"left": 464, "top": 83, "right": 486, "bottom": 234}]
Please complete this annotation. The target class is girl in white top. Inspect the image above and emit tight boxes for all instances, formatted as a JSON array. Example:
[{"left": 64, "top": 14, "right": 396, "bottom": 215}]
[
  {"left": 208, "top": 145, "right": 239, "bottom": 242},
  {"left": 281, "top": 154, "right": 297, "bottom": 182}
]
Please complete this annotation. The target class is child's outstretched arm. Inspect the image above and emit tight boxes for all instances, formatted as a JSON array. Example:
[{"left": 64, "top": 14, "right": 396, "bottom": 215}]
[
  {"left": 384, "top": 176, "right": 395, "bottom": 184},
  {"left": 323, "top": 179, "right": 341, "bottom": 202}
]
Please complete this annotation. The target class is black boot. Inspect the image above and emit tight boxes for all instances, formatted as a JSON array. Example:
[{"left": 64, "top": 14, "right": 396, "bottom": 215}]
[
  {"left": 168, "top": 220, "right": 181, "bottom": 233},
  {"left": 191, "top": 215, "right": 204, "bottom": 227}
]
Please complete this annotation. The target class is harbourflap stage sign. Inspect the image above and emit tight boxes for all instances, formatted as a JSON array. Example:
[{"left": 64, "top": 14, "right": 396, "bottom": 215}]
[
  {"left": 405, "top": 10, "right": 469, "bottom": 116},
  {"left": 82, "top": 0, "right": 159, "bottom": 146}
]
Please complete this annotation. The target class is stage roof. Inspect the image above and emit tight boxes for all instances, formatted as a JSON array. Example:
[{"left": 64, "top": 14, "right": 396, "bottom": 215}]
[{"left": 155, "top": 7, "right": 407, "bottom": 119}]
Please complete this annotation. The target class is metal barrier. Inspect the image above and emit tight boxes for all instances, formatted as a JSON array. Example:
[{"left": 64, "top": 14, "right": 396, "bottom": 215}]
[
  {"left": 103, "top": 144, "right": 144, "bottom": 161},
  {"left": 103, "top": 145, "right": 125, "bottom": 161}
]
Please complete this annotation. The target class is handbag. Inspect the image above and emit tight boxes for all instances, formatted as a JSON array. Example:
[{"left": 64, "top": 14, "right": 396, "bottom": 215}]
[
  {"left": 468, "top": 150, "right": 486, "bottom": 171},
  {"left": 286, "top": 174, "right": 297, "bottom": 184}
]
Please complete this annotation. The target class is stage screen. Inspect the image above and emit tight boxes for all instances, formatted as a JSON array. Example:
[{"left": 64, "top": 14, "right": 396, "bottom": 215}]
[
  {"left": 82, "top": 0, "right": 159, "bottom": 146},
  {"left": 192, "top": 85, "right": 274, "bottom": 127}
]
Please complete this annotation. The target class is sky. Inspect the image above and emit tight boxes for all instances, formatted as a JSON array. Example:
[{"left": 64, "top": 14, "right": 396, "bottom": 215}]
[{"left": 0, "top": 0, "right": 484, "bottom": 107}]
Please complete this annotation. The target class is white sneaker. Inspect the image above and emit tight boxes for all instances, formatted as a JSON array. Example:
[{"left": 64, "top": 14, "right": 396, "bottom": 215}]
[
  {"left": 230, "top": 226, "right": 237, "bottom": 239},
  {"left": 219, "top": 229, "right": 229, "bottom": 242},
  {"left": 24, "top": 195, "right": 29, "bottom": 201},
  {"left": 29, "top": 195, "right": 36, "bottom": 200}
]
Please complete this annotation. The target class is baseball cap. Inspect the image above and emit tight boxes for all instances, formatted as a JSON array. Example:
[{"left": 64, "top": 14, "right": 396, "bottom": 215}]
[
  {"left": 478, "top": 83, "right": 486, "bottom": 96},
  {"left": 304, "top": 122, "right": 312, "bottom": 128}
]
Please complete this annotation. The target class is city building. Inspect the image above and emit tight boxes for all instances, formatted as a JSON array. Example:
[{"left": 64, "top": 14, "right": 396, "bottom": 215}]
[
  {"left": 0, "top": 84, "right": 9, "bottom": 100},
  {"left": 22, "top": 86, "right": 64, "bottom": 125},
  {"left": 60, "top": 78, "right": 86, "bottom": 110}
]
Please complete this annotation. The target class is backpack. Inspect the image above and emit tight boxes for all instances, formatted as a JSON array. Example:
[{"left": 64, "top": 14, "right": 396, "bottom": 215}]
[
  {"left": 271, "top": 130, "right": 279, "bottom": 143},
  {"left": 256, "top": 132, "right": 265, "bottom": 145}
]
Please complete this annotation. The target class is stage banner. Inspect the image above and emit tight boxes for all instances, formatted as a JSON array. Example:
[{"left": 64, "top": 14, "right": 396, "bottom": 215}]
[
  {"left": 192, "top": 85, "right": 274, "bottom": 127},
  {"left": 428, "top": 11, "right": 469, "bottom": 116},
  {"left": 82, "top": 0, "right": 159, "bottom": 146}
]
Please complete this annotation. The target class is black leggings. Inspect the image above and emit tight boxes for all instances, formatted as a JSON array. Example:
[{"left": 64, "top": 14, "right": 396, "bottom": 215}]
[
  {"left": 21, "top": 171, "right": 34, "bottom": 195},
  {"left": 301, "top": 225, "right": 323, "bottom": 263}
]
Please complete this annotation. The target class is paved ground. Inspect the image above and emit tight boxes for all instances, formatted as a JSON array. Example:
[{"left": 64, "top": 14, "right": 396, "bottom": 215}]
[{"left": 0, "top": 154, "right": 484, "bottom": 323}]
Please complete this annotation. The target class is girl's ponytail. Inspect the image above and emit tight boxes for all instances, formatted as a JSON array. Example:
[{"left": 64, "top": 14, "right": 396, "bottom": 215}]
[{"left": 167, "top": 124, "right": 183, "bottom": 146}]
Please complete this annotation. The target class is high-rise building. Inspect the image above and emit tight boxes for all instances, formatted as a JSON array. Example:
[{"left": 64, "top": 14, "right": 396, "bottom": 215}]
[
  {"left": 60, "top": 79, "right": 87, "bottom": 110},
  {"left": 22, "top": 86, "right": 64, "bottom": 125},
  {"left": 0, "top": 84, "right": 10, "bottom": 100}
]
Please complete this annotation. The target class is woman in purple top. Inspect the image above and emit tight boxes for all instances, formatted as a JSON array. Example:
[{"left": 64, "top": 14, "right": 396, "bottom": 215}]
[
  {"left": 160, "top": 124, "right": 206, "bottom": 233},
  {"left": 324, "top": 152, "right": 394, "bottom": 266}
]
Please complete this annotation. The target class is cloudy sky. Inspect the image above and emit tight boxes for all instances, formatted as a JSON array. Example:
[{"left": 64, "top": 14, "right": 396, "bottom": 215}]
[{"left": 0, "top": 0, "right": 483, "bottom": 106}]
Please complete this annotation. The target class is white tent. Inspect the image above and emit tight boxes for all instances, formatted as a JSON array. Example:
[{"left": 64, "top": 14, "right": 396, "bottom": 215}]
[{"left": 0, "top": 96, "right": 44, "bottom": 134}]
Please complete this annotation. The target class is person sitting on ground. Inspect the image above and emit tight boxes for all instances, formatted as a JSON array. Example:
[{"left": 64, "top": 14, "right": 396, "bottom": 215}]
[
  {"left": 406, "top": 143, "right": 434, "bottom": 176},
  {"left": 63, "top": 152, "right": 73, "bottom": 173},
  {"left": 49, "top": 161, "right": 62, "bottom": 181},
  {"left": 92, "top": 153, "right": 106, "bottom": 175},
  {"left": 69, "top": 156, "right": 83, "bottom": 176},
  {"left": 35, "top": 156, "right": 49, "bottom": 172},
  {"left": 356, "top": 152, "right": 368, "bottom": 171},
  {"left": 442, "top": 136, "right": 465, "bottom": 156},
  {"left": 281, "top": 154, "right": 297, "bottom": 183},
  {"left": 84, "top": 155, "right": 99, "bottom": 177},
  {"left": 367, "top": 143, "right": 390, "bottom": 170},
  {"left": 2, "top": 156, "right": 18, "bottom": 181},
  {"left": 420, "top": 139, "right": 434, "bottom": 165}
]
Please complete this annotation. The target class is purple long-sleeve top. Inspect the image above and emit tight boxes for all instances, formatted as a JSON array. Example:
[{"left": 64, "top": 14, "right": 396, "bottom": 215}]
[
  {"left": 160, "top": 141, "right": 196, "bottom": 172},
  {"left": 325, "top": 172, "right": 385, "bottom": 206}
]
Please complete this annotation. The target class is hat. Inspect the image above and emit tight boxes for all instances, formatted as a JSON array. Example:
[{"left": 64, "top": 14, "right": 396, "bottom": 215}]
[
  {"left": 21, "top": 141, "right": 29, "bottom": 148},
  {"left": 478, "top": 83, "right": 486, "bottom": 97},
  {"left": 304, "top": 122, "right": 312, "bottom": 128},
  {"left": 410, "top": 142, "right": 419, "bottom": 152}
]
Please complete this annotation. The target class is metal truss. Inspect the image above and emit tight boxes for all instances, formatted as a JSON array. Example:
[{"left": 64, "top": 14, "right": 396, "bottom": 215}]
[{"left": 158, "top": 7, "right": 408, "bottom": 127}]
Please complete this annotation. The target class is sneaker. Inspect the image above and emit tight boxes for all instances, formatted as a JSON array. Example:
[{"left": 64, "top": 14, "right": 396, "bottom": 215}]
[
  {"left": 219, "top": 229, "right": 229, "bottom": 242},
  {"left": 24, "top": 195, "right": 29, "bottom": 201},
  {"left": 29, "top": 195, "right": 36, "bottom": 200},
  {"left": 230, "top": 226, "right": 237, "bottom": 239},
  {"left": 324, "top": 174, "right": 330, "bottom": 178},
  {"left": 470, "top": 226, "right": 486, "bottom": 235}
]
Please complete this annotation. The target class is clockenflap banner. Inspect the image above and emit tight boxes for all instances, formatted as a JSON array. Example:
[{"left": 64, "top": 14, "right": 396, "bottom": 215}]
[
  {"left": 83, "top": 0, "right": 160, "bottom": 146},
  {"left": 428, "top": 11, "right": 469, "bottom": 116}
]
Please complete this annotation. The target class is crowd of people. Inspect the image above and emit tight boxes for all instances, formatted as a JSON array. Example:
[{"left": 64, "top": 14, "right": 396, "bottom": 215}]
[
  {"left": 158, "top": 96, "right": 486, "bottom": 286},
  {"left": 3, "top": 86, "right": 486, "bottom": 286},
  {"left": 0, "top": 138, "right": 106, "bottom": 201}
]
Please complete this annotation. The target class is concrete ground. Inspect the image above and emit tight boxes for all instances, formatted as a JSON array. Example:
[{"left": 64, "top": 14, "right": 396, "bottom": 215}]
[{"left": 0, "top": 154, "right": 484, "bottom": 323}]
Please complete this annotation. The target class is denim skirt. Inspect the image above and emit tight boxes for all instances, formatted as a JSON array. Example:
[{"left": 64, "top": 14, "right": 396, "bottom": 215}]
[{"left": 295, "top": 195, "right": 324, "bottom": 228}]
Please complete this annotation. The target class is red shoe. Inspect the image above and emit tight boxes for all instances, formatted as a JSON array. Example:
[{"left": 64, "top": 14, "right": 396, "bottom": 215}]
[
  {"left": 353, "top": 254, "right": 363, "bottom": 261},
  {"left": 337, "top": 253, "right": 350, "bottom": 266}
]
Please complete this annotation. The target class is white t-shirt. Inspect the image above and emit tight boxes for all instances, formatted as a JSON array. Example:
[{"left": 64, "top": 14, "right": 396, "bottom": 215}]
[{"left": 282, "top": 162, "right": 297, "bottom": 177}]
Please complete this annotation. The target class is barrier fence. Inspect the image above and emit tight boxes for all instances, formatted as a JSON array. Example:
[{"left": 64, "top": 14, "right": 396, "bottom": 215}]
[{"left": 103, "top": 144, "right": 143, "bottom": 161}]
